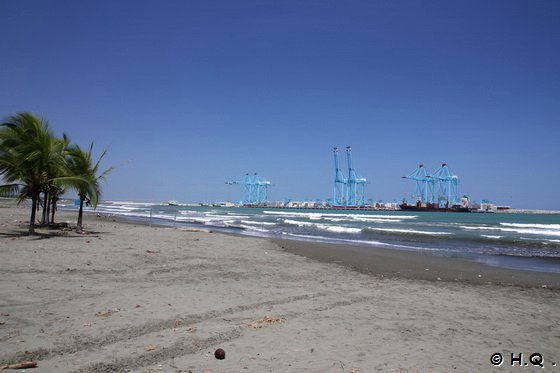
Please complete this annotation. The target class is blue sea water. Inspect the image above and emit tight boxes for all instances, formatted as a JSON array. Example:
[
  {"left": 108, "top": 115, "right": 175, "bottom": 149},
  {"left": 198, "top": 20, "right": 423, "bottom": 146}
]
[{"left": 60, "top": 201, "right": 560, "bottom": 274}]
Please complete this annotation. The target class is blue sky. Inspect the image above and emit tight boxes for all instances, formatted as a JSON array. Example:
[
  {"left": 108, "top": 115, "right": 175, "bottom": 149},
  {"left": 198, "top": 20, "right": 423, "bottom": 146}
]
[{"left": 1, "top": 0, "right": 559, "bottom": 209}]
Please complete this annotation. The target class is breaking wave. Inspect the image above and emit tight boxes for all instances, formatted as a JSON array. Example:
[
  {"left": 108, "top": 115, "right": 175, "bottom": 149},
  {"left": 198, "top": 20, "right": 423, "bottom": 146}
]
[
  {"left": 364, "top": 227, "right": 452, "bottom": 236},
  {"left": 461, "top": 225, "right": 560, "bottom": 237}
]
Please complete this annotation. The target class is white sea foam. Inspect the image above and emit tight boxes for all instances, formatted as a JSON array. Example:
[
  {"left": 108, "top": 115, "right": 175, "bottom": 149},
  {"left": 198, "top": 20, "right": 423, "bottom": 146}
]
[
  {"left": 238, "top": 224, "right": 270, "bottom": 233},
  {"left": 351, "top": 217, "right": 404, "bottom": 223},
  {"left": 175, "top": 216, "right": 230, "bottom": 224},
  {"left": 283, "top": 219, "right": 317, "bottom": 227},
  {"left": 152, "top": 213, "right": 176, "bottom": 220},
  {"left": 282, "top": 219, "right": 362, "bottom": 234},
  {"left": 265, "top": 211, "right": 325, "bottom": 220},
  {"left": 461, "top": 225, "right": 560, "bottom": 237},
  {"left": 240, "top": 220, "right": 277, "bottom": 226},
  {"left": 208, "top": 214, "right": 249, "bottom": 219},
  {"left": 481, "top": 235, "right": 504, "bottom": 239},
  {"left": 500, "top": 223, "right": 560, "bottom": 230},
  {"left": 284, "top": 233, "right": 383, "bottom": 246},
  {"left": 322, "top": 216, "right": 403, "bottom": 223},
  {"left": 460, "top": 225, "right": 491, "bottom": 231},
  {"left": 104, "top": 201, "right": 158, "bottom": 206},
  {"left": 318, "top": 225, "right": 362, "bottom": 234},
  {"left": 263, "top": 210, "right": 416, "bottom": 220},
  {"left": 98, "top": 205, "right": 139, "bottom": 212},
  {"left": 365, "top": 227, "right": 451, "bottom": 236},
  {"left": 117, "top": 211, "right": 151, "bottom": 218},
  {"left": 178, "top": 210, "right": 203, "bottom": 214}
]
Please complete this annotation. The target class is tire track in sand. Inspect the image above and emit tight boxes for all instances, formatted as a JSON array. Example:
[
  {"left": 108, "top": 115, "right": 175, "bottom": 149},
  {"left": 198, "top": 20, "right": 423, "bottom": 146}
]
[
  {"left": 73, "top": 328, "right": 242, "bottom": 373},
  {"left": 0, "top": 293, "right": 325, "bottom": 365}
]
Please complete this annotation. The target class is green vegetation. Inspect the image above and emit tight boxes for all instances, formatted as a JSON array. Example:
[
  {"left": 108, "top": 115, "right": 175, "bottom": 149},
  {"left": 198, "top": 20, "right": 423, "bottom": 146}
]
[
  {"left": 66, "top": 143, "right": 113, "bottom": 229},
  {"left": 0, "top": 112, "right": 112, "bottom": 234}
]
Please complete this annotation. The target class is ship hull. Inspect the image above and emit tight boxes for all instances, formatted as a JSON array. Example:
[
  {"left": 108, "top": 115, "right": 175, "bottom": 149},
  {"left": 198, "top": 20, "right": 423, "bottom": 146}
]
[{"left": 399, "top": 203, "right": 471, "bottom": 212}]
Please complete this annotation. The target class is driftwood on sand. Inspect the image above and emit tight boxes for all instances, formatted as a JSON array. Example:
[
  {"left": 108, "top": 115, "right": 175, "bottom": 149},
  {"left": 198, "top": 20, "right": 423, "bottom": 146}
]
[{"left": 0, "top": 361, "right": 37, "bottom": 370}]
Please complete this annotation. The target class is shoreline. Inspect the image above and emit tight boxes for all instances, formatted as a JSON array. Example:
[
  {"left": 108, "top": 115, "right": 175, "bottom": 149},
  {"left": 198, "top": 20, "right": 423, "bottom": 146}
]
[
  {"left": 272, "top": 238, "right": 560, "bottom": 289},
  {"left": 56, "top": 203, "right": 560, "bottom": 282},
  {"left": 5, "top": 202, "right": 560, "bottom": 288},
  {"left": 87, "top": 207, "right": 560, "bottom": 279},
  {"left": 100, "top": 210, "right": 560, "bottom": 280}
]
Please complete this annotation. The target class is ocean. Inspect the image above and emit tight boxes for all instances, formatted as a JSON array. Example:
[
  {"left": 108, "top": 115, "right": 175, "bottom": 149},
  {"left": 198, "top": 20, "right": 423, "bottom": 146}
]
[{"left": 60, "top": 201, "right": 560, "bottom": 274}]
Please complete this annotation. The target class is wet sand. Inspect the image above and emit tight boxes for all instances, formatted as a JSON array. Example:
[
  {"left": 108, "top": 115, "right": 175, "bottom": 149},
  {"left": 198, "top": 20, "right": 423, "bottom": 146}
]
[
  {"left": 273, "top": 239, "right": 560, "bottom": 288},
  {"left": 1, "top": 204, "right": 559, "bottom": 372}
]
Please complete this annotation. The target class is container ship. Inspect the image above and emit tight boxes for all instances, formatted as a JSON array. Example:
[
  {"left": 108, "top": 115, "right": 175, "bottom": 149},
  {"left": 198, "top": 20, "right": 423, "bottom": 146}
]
[{"left": 399, "top": 197, "right": 471, "bottom": 213}]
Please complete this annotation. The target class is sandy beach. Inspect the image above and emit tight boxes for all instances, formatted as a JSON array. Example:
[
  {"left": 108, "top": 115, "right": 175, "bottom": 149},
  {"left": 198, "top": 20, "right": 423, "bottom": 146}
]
[{"left": 1, "top": 203, "right": 559, "bottom": 372}]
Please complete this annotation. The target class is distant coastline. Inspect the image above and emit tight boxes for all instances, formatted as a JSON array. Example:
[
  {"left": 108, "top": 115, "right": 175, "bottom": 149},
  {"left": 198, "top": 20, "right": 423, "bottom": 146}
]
[
  {"left": 4, "top": 197, "right": 559, "bottom": 215},
  {"left": 500, "top": 208, "right": 560, "bottom": 215}
]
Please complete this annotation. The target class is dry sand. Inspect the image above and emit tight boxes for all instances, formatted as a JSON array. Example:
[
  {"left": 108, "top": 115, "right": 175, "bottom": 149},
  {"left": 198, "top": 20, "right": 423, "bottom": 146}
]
[{"left": 1, "top": 204, "right": 559, "bottom": 372}]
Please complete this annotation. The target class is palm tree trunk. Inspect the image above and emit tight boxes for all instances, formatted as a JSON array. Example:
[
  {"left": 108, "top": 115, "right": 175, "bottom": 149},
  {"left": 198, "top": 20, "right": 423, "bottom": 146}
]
[
  {"left": 51, "top": 196, "right": 57, "bottom": 223},
  {"left": 45, "top": 192, "right": 51, "bottom": 225},
  {"left": 41, "top": 191, "right": 48, "bottom": 225},
  {"left": 29, "top": 190, "right": 39, "bottom": 235},
  {"left": 77, "top": 195, "right": 85, "bottom": 229}
]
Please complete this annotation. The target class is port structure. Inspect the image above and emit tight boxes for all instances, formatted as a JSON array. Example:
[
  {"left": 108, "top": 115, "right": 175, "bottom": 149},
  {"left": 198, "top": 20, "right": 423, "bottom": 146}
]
[
  {"left": 403, "top": 164, "right": 459, "bottom": 207},
  {"left": 402, "top": 164, "right": 431, "bottom": 203},
  {"left": 333, "top": 147, "right": 347, "bottom": 205},
  {"left": 333, "top": 146, "right": 368, "bottom": 207},
  {"left": 226, "top": 173, "right": 271, "bottom": 205},
  {"left": 430, "top": 163, "right": 459, "bottom": 207}
]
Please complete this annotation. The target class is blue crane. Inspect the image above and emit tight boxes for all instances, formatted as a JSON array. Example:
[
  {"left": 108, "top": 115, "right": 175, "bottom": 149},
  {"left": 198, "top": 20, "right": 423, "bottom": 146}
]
[
  {"left": 333, "top": 147, "right": 347, "bottom": 206},
  {"left": 402, "top": 163, "right": 460, "bottom": 207},
  {"left": 430, "top": 163, "right": 459, "bottom": 207},
  {"left": 332, "top": 146, "right": 368, "bottom": 207},
  {"left": 345, "top": 146, "right": 368, "bottom": 206},
  {"left": 402, "top": 164, "right": 432, "bottom": 203},
  {"left": 226, "top": 173, "right": 271, "bottom": 205}
]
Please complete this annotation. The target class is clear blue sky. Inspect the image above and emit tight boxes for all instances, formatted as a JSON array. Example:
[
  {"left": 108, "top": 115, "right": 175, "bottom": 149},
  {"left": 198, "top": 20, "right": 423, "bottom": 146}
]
[{"left": 1, "top": 0, "right": 559, "bottom": 209}]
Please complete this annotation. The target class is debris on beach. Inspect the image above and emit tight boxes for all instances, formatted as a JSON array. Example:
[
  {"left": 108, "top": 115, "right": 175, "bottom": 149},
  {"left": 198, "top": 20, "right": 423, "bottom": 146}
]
[
  {"left": 214, "top": 348, "right": 226, "bottom": 360},
  {"left": 145, "top": 344, "right": 158, "bottom": 351},
  {"left": 95, "top": 308, "right": 120, "bottom": 317},
  {"left": 0, "top": 360, "right": 37, "bottom": 369},
  {"left": 146, "top": 250, "right": 160, "bottom": 254},
  {"left": 173, "top": 319, "right": 184, "bottom": 328},
  {"left": 248, "top": 316, "right": 285, "bottom": 329}
]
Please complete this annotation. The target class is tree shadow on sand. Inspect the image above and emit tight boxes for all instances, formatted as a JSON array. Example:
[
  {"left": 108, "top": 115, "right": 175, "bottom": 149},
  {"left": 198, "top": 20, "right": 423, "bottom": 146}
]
[{"left": 0, "top": 223, "right": 102, "bottom": 240}]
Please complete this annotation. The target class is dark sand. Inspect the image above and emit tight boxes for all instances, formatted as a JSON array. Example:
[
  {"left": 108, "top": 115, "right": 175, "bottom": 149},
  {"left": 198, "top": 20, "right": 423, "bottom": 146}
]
[{"left": 273, "top": 238, "right": 560, "bottom": 288}]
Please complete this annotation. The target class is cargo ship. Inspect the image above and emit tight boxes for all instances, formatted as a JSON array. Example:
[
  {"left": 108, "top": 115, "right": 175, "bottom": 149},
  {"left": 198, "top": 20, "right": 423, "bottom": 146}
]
[
  {"left": 399, "top": 197, "right": 471, "bottom": 213},
  {"left": 399, "top": 202, "right": 471, "bottom": 212}
]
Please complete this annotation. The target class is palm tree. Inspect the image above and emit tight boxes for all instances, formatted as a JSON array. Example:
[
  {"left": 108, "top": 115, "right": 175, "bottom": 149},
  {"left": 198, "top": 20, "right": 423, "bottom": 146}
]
[
  {"left": 49, "top": 184, "right": 66, "bottom": 223},
  {"left": 66, "top": 143, "right": 112, "bottom": 229},
  {"left": 40, "top": 134, "right": 71, "bottom": 226},
  {"left": 0, "top": 113, "right": 68, "bottom": 234}
]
